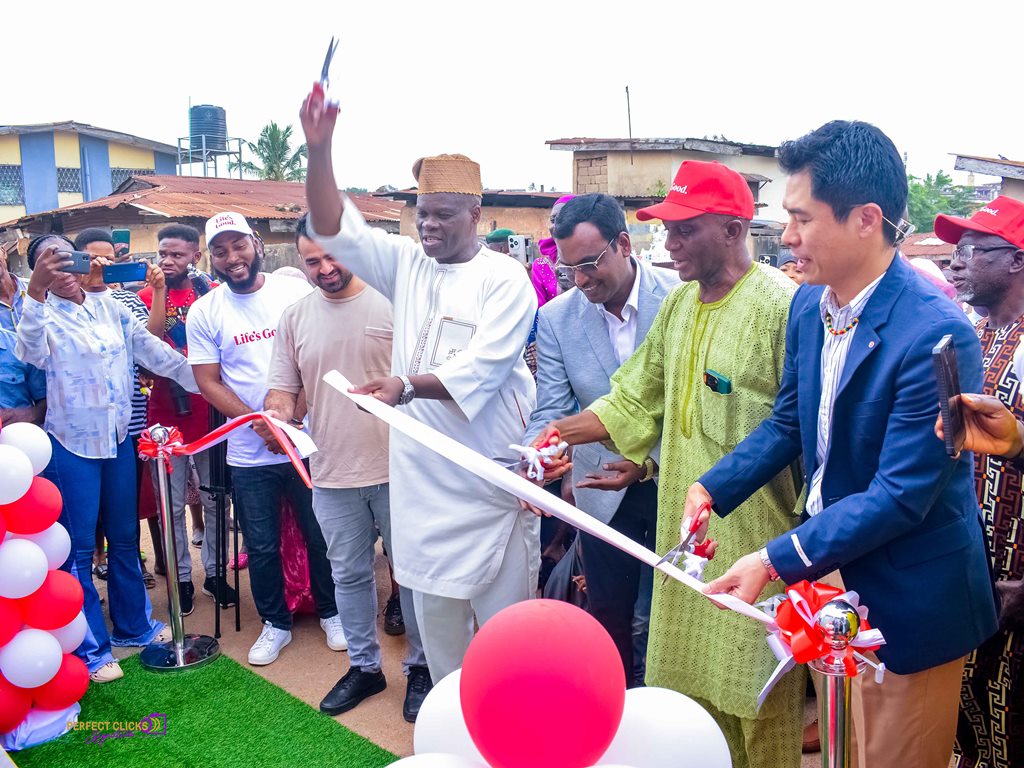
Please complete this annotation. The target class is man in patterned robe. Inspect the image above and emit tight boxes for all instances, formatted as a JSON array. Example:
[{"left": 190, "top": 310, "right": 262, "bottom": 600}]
[{"left": 938, "top": 196, "right": 1024, "bottom": 768}]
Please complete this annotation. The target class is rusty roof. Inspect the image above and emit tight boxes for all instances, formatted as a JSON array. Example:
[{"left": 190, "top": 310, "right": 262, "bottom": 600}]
[
  {"left": 0, "top": 175, "right": 403, "bottom": 230},
  {"left": 376, "top": 187, "right": 563, "bottom": 207},
  {"left": 546, "top": 137, "right": 778, "bottom": 157},
  {"left": 901, "top": 233, "right": 955, "bottom": 258}
]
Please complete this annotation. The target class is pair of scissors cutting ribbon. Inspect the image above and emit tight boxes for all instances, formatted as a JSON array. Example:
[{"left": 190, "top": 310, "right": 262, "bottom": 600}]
[{"left": 657, "top": 501, "right": 710, "bottom": 584}]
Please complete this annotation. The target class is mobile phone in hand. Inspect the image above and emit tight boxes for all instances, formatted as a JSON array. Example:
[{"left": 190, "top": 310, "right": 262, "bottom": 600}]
[
  {"left": 932, "top": 335, "right": 965, "bottom": 458},
  {"left": 112, "top": 229, "right": 131, "bottom": 261},
  {"left": 57, "top": 250, "right": 92, "bottom": 274},
  {"left": 102, "top": 262, "right": 147, "bottom": 284}
]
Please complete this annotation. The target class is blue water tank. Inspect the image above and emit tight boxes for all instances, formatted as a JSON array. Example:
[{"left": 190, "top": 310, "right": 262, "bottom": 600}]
[{"left": 189, "top": 105, "right": 227, "bottom": 151}]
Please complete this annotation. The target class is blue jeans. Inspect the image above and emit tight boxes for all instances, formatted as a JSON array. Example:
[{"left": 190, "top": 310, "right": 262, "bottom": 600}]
[
  {"left": 45, "top": 436, "right": 163, "bottom": 672},
  {"left": 312, "top": 484, "right": 426, "bottom": 674},
  {"left": 231, "top": 462, "right": 336, "bottom": 629}
]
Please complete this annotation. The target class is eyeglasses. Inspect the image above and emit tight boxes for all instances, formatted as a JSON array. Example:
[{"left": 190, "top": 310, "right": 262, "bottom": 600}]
[
  {"left": 555, "top": 235, "right": 621, "bottom": 276},
  {"left": 952, "top": 243, "right": 1017, "bottom": 263}
]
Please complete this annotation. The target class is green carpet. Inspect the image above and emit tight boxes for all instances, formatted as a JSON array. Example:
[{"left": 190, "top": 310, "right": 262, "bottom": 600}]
[{"left": 11, "top": 654, "right": 397, "bottom": 768}]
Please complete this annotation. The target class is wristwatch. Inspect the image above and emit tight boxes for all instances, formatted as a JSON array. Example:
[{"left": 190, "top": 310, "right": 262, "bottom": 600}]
[
  {"left": 640, "top": 457, "right": 657, "bottom": 483},
  {"left": 397, "top": 375, "right": 415, "bottom": 406},
  {"left": 759, "top": 547, "right": 780, "bottom": 582}
]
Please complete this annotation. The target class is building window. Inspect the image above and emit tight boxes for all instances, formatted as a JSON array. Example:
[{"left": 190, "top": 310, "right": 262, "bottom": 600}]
[
  {"left": 110, "top": 167, "right": 155, "bottom": 188},
  {"left": 0, "top": 165, "right": 24, "bottom": 205},
  {"left": 56, "top": 167, "right": 83, "bottom": 193}
]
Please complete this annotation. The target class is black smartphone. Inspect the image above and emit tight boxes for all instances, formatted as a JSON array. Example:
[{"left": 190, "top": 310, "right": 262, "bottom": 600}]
[
  {"left": 102, "top": 262, "right": 147, "bottom": 284},
  {"left": 932, "top": 335, "right": 965, "bottom": 458},
  {"left": 57, "top": 250, "right": 92, "bottom": 274},
  {"left": 111, "top": 229, "right": 131, "bottom": 260}
]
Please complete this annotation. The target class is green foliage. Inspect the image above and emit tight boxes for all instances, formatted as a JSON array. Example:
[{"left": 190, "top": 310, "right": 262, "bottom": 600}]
[
  {"left": 230, "top": 122, "right": 308, "bottom": 181},
  {"left": 343, "top": 186, "right": 369, "bottom": 194},
  {"left": 907, "top": 171, "right": 978, "bottom": 233}
]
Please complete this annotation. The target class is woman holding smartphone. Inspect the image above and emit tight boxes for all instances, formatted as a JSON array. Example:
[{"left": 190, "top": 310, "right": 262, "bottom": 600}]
[{"left": 15, "top": 234, "right": 198, "bottom": 683}]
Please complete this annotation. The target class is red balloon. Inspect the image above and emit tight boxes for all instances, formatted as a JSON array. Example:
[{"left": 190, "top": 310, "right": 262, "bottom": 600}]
[
  {"left": 0, "top": 476, "right": 62, "bottom": 535},
  {"left": 30, "top": 654, "right": 89, "bottom": 711},
  {"left": 0, "top": 674, "right": 32, "bottom": 733},
  {"left": 21, "top": 571, "right": 83, "bottom": 630},
  {"left": 0, "top": 596, "right": 22, "bottom": 647},
  {"left": 460, "top": 600, "right": 625, "bottom": 768}
]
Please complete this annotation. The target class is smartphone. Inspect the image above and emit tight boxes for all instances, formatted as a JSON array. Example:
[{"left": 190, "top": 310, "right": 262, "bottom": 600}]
[
  {"left": 932, "top": 335, "right": 965, "bottom": 458},
  {"left": 102, "top": 262, "right": 147, "bottom": 284},
  {"left": 111, "top": 229, "right": 131, "bottom": 260},
  {"left": 57, "top": 250, "right": 92, "bottom": 275},
  {"left": 703, "top": 369, "right": 733, "bottom": 395}
]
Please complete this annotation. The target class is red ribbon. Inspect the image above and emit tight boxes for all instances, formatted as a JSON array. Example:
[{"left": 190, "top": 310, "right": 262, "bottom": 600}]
[
  {"left": 774, "top": 580, "right": 882, "bottom": 676},
  {"left": 138, "top": 412, "right": 312, "bottom": 489}
]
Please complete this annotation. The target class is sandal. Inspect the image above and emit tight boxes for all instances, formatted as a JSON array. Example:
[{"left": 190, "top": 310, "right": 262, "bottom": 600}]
[
  {"left": 142, "top": 569, "right": 156, "bottom": 589},
  {"left": 93, "top": 563, "right": 109, "bottom": 580}
]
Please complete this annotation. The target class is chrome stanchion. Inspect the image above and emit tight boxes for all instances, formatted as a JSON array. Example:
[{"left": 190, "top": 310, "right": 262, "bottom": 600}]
[
  {"left": 141, "top": 424, "right": 220, "bottom": 671},
  {"left": 809, "top": 600, "right": 864, "bottom": 768}
]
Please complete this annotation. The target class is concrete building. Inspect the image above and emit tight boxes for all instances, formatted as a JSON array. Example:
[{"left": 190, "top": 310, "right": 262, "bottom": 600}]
[{"left": 0, "top": 122, "right": 178, "bottom": 221}]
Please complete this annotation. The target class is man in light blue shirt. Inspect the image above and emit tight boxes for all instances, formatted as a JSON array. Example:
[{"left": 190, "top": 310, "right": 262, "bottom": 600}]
[{"left": 0, "top": 328, "right": 44, "bottom": 426}]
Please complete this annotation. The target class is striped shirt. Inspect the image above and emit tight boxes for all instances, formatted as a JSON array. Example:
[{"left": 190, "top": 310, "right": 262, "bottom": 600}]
[
  {"left": 111, "top": 290, "right": 151, "bottom": 436},
  {"left": 806, "top": 274, "right": 885, "bottom": 516}
]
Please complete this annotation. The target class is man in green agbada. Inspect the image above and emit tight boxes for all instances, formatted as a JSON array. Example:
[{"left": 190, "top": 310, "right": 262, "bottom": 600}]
[{"left": 532, "top": 160, "right": 804, "bottom": 768}]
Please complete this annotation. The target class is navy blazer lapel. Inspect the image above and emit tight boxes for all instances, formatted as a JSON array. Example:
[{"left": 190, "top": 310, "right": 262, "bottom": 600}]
[
  {"left": 834, "top": 255, "right": 908, "bottom": 401},
  {"left": 579, "top": 295, "right": 619, "bottom": 378}
]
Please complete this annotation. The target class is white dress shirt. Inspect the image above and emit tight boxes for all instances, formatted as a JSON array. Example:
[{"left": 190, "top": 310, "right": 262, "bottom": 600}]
[
  {"left": 16, "top": 290, "right": 196, "bottom": 459},
  {"left": 599, "top": 261, "right": 642, "bottom": 365},
  {"left": 806, "top": 274, "right": 885, "bottom": 516}
]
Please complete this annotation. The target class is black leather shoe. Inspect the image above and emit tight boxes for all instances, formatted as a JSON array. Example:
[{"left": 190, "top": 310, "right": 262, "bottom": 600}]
[
  {"left": 202, "top": 576, "right": 238, "bottom": 608},
  {"left": 403, "top": 665, "right": 433, "bottom": 723},
  {"left": 319, "top": 668, "right": 387, "bottom": 715},
  {"left": 383, "top": 595, "right": 405, "bottom": 636},
  {"left": 179, "top": 582, "right": 195, "bottom": 616}
]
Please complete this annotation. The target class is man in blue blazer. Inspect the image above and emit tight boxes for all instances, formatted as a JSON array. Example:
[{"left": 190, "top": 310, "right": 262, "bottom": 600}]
[
  {"left": 523, "top": 193, "right": 677, "bottom": 684},
  {"left": 685, "top": 121, "right": 998, "bottom": 768}
]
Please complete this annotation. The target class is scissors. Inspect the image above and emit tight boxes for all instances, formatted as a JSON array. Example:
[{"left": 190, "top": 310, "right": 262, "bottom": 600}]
[
  {"left": 656, "top": 501, "right": 710, "bottom": 585},
  {"left": 320, "top": 36, "right": 339, "bottom": 91}
]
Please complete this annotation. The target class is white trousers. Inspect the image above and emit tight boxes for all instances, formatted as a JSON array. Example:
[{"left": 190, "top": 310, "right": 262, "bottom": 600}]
[{"left": 412, "top": 513, "right": 537, "bottom": 682}]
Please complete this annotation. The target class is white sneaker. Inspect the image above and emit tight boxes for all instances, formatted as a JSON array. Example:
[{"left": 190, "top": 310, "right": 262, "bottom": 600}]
[
  {"left": 248, "top": 621, "right": 292, "bottom": 666},
  {"left": 320, "top": 615, "right": 348, "bottom": 652}
]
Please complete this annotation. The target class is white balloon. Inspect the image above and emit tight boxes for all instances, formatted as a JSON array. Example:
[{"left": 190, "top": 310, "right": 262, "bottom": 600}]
[
  {"left": 413, "top": 669, "right": 487, "bottom": 764},
  {"left": 10, "top": 522, "right": 71, "bottom": 570},
  {"left": 0, "top": 628, "right": 62, "bottom": 688},
  {"left": 0, "top": 445, "right": 33, "bottom": 505},
  {"left": 0, "top": 538, "right": 48, "bottom": 599},
  {"left": 597, "top": 687, "right": 732, "bottom": 768},
  {"left": 50, "top": 611, "right": 88, "bottom": 654},
  {"left": 0, "top": 423, "right": 52, "bottom": 476},
  {"left": 390, "top": 755, "right": 486, "bottom": 768}
]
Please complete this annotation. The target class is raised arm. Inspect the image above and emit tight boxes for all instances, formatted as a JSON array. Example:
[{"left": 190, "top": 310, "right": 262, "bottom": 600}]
[{"left": 300, "top": 84, "right": 343, "bottom": 238}]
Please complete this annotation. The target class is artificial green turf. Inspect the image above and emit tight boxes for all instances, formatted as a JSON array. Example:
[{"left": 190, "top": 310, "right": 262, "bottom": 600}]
[{"left": 11, "top": 654, "right": 397, "bottom": 768}]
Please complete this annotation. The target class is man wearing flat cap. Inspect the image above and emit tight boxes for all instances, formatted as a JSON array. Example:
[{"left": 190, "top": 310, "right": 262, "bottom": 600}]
[{"left": 301, "top": 89, "right": 539, "bottom": 690}]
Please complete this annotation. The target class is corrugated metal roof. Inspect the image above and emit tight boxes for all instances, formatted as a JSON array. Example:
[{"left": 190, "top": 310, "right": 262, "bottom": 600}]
[
  {"left": 546, "top": 137, "right": 778, "bottom": 157},
  {"left": 955, "top": 153, "right": 1024, "bottom": 170},
  {"left": 0, "top": 121, "right": 178, "bottom": 155},
  {"left": 0, "top": 175, "right": 403, "bottom": 230},
  {"left": 902, "top": 232, "right": 955, "bottom": 257}
]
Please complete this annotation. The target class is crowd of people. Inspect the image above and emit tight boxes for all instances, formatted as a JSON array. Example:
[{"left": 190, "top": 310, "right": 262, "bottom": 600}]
[{"left": 0, "top": 91, "right": 1020, "bottom": 768}]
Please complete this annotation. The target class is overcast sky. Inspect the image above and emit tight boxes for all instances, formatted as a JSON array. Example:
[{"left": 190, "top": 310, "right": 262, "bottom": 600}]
[{"left": 8, "top": 0, "right": 1022, "bottom": 191}]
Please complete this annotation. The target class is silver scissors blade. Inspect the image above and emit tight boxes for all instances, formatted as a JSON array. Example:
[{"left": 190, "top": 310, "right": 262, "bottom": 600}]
[
  {"left": 495, "top": 457, "right": 529, "bottom": 472},
  {"left": 320, "top": 37, "right": 339, "bottom": 88}
]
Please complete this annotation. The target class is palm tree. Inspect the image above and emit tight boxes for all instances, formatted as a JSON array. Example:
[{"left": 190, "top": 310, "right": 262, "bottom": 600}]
[{"left": 230, "top": 122, "right": 307, "bottom": 181}]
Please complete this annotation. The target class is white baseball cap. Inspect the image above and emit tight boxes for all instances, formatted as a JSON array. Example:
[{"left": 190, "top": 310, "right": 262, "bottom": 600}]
[{"left": 205, "top": 211, "right": 254, "bottom": 247}]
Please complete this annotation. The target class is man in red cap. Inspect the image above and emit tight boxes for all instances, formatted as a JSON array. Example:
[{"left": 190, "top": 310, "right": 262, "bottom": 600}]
[
  {"left": 936, "top": 195, "right": 1024, "bottom": 768},
  {"left": 531, "top": 160, "right": 804, "bottom": 767}
]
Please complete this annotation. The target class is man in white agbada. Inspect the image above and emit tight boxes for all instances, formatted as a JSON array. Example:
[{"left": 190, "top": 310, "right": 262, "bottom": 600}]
[{"left": 300, "top": 86, "right": 540, "bottom": 682}]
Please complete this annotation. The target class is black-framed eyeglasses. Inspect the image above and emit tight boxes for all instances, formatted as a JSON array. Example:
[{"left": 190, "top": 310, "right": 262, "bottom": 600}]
[
  {"left": 555, "top": 234, "right": 621, "bottom": 276},
  {"left": 953, "top": 243, "right": 1017, "bottom": 263}
]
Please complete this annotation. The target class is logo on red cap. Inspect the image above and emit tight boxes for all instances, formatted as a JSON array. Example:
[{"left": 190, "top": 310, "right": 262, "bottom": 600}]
[{"left": 636, "top": 160, "right": 754, "bottom": 223}]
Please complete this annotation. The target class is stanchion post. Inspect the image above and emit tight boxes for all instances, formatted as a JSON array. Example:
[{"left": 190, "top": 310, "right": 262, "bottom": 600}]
[
  {"left": 809, "top": 600, "right": 864, "bottom": 768},
  {"left": 141, "top": 424, "right": 221, "bottom": 672}
]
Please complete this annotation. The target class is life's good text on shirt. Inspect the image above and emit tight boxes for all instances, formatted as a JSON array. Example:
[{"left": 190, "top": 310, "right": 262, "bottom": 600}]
[{"left": 232, "top": 328, "right": 277, "bottom": 346}]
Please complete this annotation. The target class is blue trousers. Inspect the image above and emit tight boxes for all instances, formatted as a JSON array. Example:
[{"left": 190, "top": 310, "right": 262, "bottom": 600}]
[{"left": 45, "top": 436, "right": 162, "bottom": 672}]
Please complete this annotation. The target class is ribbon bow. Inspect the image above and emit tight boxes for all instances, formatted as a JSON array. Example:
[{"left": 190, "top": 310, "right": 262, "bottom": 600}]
[
  {"left": 137, "top": 412, "right": 313, "bottom": 488},
  {"left": 756, "top": 580, "right": 886, "bottom": 710},
  {"left": 508, "top": 440, "right": 569, "bottom": 482}
]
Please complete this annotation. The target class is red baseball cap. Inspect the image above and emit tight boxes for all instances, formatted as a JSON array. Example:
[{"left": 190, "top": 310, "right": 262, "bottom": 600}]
[
  {"left": 935, "top": 195, "right": 1024, "bottom": 251},
  {"left": 636, "top": 160, "right": 755, "bottom": 222}
]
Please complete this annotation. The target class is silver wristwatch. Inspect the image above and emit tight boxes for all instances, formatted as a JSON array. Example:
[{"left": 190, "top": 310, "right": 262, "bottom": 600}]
[
  {"left": 759, "top": 547, "right": 780, "bottom": 582},
  {"left": 397, "top": 375, "right": 415, "bottom": 406}
]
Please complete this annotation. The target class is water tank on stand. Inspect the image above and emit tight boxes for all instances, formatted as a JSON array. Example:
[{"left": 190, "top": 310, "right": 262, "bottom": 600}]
[{"left": 189, "top": 105, "right": 227, "bottom": 151}]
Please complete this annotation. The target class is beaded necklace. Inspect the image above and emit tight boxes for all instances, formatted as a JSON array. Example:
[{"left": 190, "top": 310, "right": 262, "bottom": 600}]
[{"left": 825, "top": 314, "right": 858, "bottom": 336}]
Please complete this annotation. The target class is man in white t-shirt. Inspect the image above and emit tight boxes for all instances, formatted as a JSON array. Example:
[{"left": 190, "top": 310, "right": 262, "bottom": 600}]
[
  {"left": 301, "top": 88, "right": 539, "bottom": 683},
  {"left": 186, "top": 212, "right": 345, "bottom": 666}
]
